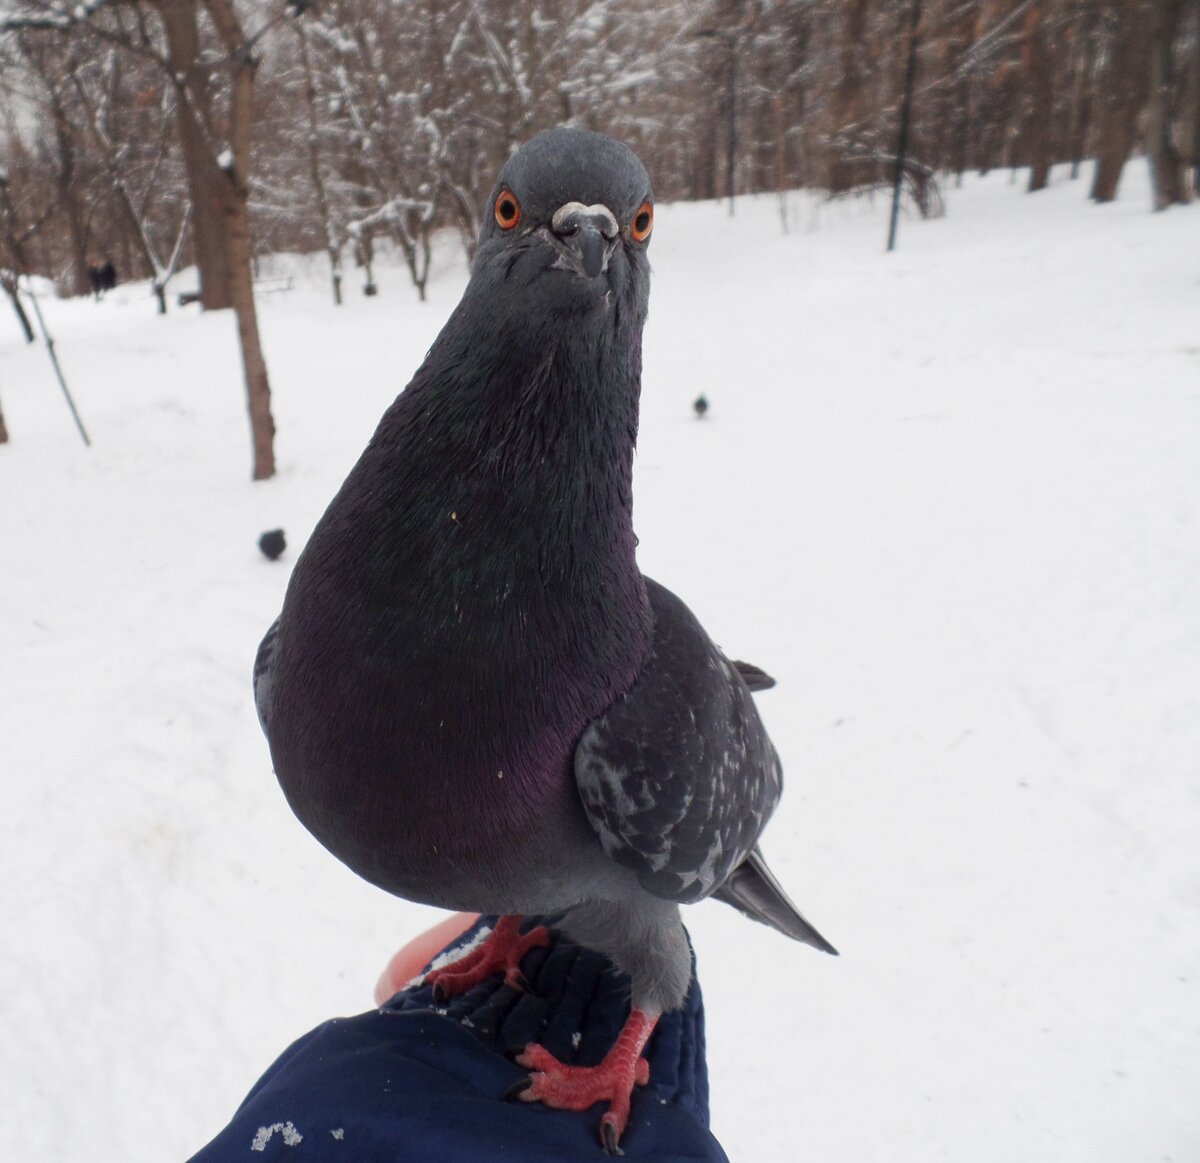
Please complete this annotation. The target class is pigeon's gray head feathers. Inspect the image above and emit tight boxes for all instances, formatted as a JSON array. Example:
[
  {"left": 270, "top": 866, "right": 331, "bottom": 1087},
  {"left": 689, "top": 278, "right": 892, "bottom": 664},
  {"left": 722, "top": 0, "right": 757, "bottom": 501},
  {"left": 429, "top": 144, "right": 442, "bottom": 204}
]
[{"left": 471, "top": 128, "right": 654, "bottom": 320}]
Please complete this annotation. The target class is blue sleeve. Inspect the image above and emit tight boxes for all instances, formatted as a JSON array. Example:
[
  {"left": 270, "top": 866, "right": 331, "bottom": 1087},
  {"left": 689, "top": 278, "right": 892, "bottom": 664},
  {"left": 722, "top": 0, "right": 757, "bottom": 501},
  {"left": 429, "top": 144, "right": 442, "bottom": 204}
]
[{"left": 188, "top": 917, "right": 728, "bottom": 1162}]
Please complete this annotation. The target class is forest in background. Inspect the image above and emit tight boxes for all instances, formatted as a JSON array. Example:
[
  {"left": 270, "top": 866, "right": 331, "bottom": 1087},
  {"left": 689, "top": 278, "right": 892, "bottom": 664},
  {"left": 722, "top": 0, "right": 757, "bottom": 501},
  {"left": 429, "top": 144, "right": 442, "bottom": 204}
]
[{"left": 2, "top": 0, "right": 1198, "bottom": 476}]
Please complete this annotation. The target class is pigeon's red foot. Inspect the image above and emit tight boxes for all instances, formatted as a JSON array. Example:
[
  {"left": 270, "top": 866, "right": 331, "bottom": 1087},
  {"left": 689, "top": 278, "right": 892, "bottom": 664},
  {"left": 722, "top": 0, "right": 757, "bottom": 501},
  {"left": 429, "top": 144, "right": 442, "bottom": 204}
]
[
  {"left": 424, "top": 915, "right": 549, "bottom": 1001},
  {"left": 511, "top": 1008, "right": 659, "bottom": 1156}
]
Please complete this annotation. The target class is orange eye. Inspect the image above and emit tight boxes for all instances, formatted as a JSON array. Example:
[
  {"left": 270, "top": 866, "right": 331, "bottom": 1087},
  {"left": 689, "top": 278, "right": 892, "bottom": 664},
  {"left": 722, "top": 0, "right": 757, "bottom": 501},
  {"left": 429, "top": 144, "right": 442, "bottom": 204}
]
[
  {"left": 630, "top": 201, "right": 653, "bottom": 242},
  {"left": 494, "top": 191, "right": 521, "bottom": 230}
]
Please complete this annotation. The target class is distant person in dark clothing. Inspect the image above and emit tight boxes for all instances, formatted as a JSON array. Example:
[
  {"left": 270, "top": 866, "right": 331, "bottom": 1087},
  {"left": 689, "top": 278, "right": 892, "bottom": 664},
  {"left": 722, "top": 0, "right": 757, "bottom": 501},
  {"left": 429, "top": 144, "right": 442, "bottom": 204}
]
[{"left": 89, "top": 261, "right": 117, "bottom": 300}]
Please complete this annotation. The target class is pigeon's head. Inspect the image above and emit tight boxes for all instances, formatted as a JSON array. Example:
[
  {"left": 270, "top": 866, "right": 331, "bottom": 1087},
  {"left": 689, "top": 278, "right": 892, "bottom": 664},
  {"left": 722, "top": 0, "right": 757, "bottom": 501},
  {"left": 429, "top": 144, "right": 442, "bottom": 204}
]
[{"left": 472, "top": 128, "right": 653, "bottom": 323}]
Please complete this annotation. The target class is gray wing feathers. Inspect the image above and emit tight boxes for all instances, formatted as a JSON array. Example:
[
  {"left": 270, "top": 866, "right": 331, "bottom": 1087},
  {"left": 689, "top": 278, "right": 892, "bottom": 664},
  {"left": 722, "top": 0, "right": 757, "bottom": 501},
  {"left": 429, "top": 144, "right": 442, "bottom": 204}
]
[
  {"left": 574, "top": 579, "right": 782, "bottom": 905},
  {"left": 253, "top": 618, "right": 279, "bottom": 732}
]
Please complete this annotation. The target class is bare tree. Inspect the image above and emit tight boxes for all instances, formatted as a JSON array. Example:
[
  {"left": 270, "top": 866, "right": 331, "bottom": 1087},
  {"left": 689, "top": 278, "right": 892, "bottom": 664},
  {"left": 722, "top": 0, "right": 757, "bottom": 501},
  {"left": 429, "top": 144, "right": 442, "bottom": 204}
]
[
  {"left": 293, "top": 18, "right": 341, "bottom": 304},
  {"left": 1186, "top": 2, "right": 1200, "bottom": 192},
  {"left": 1063, "top": 0, "right": 1101, "bottom": 179},
  {"left": 5, "top": 0, "right": 1199, "bottom": 376},
  {"left": 203, "top": 0, "right": 276, "bottom": 478},
  {"left": 1145, "top": 0, "right": 1192, "bottom": 208},
  {"left": 156, "top": 0, "right": 236, "bottom": 310},
  {"left": 13, "top": 34, "right": 97, "bottom": 293},
  {"left": 65, "top": 50, "right": 190, "bottom": 312},
  {"left": 1090, "top": 0, "right": 1150, "bottom": 202},
  {"left": 2, "top": 0, "right": 280, "bottom": 479},
  {"left": 1023, "top": 1, "right": 1056, "bottom": 191},
  {"left": 0, "top": 165, "right": 39, "bottom": 343}
]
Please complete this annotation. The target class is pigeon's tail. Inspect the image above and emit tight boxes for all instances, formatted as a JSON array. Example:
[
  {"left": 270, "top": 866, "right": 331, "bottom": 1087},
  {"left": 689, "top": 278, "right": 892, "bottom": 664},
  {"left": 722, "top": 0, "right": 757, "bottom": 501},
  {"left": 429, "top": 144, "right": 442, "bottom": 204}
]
[
  {"left": 712, "top": 847, "right": 838, "bottom": 955},
  {"left": 731, "top": 659, "right": 775, "bottom": 692}
]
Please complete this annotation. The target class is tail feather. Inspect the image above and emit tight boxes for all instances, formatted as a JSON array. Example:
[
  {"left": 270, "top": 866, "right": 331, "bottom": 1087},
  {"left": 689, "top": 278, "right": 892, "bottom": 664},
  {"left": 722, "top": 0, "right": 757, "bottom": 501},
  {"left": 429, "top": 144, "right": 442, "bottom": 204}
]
[
  {"left": 731, "top": 660, "right": 775, "bottom": 692},
  {"left": 712, "top": 847, "right": 838, "bottom": 955}
]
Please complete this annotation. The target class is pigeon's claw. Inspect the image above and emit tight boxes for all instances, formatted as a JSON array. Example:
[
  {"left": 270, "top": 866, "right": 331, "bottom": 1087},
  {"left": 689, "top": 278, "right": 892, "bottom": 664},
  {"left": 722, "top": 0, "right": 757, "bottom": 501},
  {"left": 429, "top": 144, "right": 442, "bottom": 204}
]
[
  {"left": 513, "top": 1008, "right": 658, "bottom": 1154},
  {"left": 425, "top": 915, "right": 549, "bottom": 1001}
]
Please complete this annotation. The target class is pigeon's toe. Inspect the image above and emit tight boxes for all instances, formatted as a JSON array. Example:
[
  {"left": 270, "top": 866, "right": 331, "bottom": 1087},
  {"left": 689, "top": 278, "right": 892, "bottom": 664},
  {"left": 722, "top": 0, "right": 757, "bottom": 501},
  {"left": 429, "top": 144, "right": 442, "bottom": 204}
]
[
  {"left": 425, "top": 915, "right": 549, "bottom": 1001},
  {"left": 511, "top": 1008, "right": 658, "bottom": 1153}
]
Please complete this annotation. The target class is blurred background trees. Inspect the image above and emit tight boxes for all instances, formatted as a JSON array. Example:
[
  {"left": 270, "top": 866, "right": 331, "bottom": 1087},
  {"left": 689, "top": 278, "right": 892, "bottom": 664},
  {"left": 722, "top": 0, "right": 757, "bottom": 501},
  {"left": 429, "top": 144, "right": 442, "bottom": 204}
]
[
  {"left": 2, "top": 0, "right": 1197, "bottom": 473},
  {"left": 4, "top": 0, "right": 1196, "bottom": 300}
]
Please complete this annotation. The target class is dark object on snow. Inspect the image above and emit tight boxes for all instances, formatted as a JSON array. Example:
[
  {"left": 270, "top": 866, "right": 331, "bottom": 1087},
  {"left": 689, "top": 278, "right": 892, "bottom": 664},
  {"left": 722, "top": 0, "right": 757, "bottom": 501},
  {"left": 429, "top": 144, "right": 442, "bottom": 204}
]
[
  {"left": 363, "top": 282, "right": 378, "bottom": 297},
  {"left": 258, "top": 529, "right": 287, "bottom": 561},
  {"left": 187, "top": 918, "right": 728, "bottom": 1163},
  {"left": 177, "top": 290, "right": 202, "bottom": 308},
  {"left": 254, "top": 128, "right": 834, "bottom": 1154},
  {"left": 693, "top": 394, "right": 709, "bottom": 418}
]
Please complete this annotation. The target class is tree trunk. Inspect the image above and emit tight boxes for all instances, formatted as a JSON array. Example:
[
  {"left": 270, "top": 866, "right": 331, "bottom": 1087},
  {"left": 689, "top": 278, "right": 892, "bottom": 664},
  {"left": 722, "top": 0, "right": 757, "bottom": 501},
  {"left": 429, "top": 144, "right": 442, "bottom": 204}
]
[
  {"left": 774, "top": 93, "right": 790, "bottom": 231},
  {"left": 1091, "top": 1, "right": 1149, "bottom": 202},
  {"left": 205, "top": 0, "right": 275, "bottom": 479},
  {"left": 1066, "top": 4, "right": 1100, "bottom": 178},
  {"left": 0, "top": 176, "right": 36, "bottom": 343},
  {"left": 47, "top": 91, "right": 91, "bottom": 297},
  {"left": 725, "top": 37, "right": 737, "bottom": 214},
  {"left": 1183, "top": 2, "right": 1200, "bottom": 192},
  {"left": 225, "top": 185, "right": 274, "bottom": 479},
  {"left": 159, "top": 0, "right": 233, "bottom": 311},
  {"left": 356, "top": 233, "right": 377, "bottom": 295},
  {"left": 694, "top": 82, "right": 719, "bottom": 200},
  {"left": 1025, "top": 3, "right": 1055, "bottom": 191},
  {"left": 1145, "top": 0, "right": 1191, "bottom": 208},
  {"left": 295, "top": 22, "right": 342, "bottom": 305},
  {"left": 828, "top": 0, "right": 871, "bottom": 193},
  {"left": 0, "top": 281, "right": 11, "bottom": 438},
  {"left": 3, "top": 274, "right": 35, "bottom": 343}
]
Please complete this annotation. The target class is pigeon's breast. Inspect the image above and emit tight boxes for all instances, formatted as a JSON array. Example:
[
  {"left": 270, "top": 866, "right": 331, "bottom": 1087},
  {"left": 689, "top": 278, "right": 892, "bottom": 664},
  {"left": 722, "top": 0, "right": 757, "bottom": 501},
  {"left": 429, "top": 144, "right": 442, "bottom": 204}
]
[
  {"left": 266, "top": 607, "right": 643, "bottom": 913},
  {"left": 263, "top": 406, "right": 653, "bottom": 910}
]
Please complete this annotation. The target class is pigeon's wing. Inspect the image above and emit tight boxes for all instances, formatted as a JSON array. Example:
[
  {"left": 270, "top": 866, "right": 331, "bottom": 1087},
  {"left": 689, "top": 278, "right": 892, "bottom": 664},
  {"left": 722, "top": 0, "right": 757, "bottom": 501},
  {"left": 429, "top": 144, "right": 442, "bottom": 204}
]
[
  {"left": 253, "top": 618, "right": 280, "bottom": 733},
  {"left": 574, "top": 578, "right": 782, "bottom": 905}
]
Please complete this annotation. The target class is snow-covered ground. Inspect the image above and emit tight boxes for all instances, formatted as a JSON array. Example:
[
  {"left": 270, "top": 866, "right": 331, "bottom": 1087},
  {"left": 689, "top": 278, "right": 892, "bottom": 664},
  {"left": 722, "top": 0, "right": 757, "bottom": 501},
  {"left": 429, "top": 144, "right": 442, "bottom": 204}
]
[{"left": 2, "top": 160, "right": 1197, "bottom": 1162}]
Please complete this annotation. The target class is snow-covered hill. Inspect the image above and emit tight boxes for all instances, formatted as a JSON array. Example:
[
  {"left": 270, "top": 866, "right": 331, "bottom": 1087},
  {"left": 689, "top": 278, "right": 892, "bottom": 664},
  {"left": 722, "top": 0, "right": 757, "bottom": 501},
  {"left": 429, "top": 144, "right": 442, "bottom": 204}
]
[{"left": 2, "top": 161, "right": 1197, "bottom": 1162}]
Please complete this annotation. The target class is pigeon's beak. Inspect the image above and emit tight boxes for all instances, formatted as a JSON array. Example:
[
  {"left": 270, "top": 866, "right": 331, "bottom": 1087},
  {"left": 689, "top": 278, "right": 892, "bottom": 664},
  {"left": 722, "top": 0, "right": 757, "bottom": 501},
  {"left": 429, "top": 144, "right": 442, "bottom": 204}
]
[{"left": 550, "top": 202, "right": 619, "bottom": 279}]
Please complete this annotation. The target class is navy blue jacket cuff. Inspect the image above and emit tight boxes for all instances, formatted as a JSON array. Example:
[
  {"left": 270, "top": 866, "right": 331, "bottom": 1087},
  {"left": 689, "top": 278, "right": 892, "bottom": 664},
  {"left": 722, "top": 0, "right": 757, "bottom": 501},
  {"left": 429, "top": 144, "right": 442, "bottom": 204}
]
[{"left": 189, "top": 917, "right": 727, "bottom": 1161}]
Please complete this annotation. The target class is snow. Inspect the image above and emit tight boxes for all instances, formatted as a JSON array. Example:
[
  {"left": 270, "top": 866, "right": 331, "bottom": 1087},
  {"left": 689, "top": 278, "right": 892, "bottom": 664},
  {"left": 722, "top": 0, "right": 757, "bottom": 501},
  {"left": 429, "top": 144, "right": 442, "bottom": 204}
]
[
  {"left": 2, "top": 160, "right": 1198, "bottom": 1162},
  {"left": 413, "top": 921, "right": 490, "bottom": 987},
  {"left": 250, "top": 1121, "right": 302, "bottom": 1150}
]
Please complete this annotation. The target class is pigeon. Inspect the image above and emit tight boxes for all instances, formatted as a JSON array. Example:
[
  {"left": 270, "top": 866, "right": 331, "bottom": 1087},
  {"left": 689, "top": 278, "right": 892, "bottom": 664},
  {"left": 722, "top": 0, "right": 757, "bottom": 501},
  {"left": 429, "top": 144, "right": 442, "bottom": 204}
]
[
  {"left": 258, "top": 529, "right": 287, "bottom": 561},
  {"left": 254, "top": 127, "right": 834, "bottom": 1154},
  {"left": 693, "top": 393, "right": 709, "bottom": 418}
]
